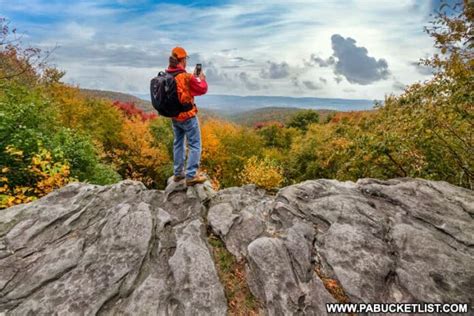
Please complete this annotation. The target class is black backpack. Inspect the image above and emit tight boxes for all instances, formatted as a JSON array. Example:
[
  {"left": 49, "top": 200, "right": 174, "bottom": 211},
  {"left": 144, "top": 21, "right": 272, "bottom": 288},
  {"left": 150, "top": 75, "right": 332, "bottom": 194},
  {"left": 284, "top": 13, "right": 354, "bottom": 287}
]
[{"left": 150, "top": 70, "right": 193, "bottom": 117}]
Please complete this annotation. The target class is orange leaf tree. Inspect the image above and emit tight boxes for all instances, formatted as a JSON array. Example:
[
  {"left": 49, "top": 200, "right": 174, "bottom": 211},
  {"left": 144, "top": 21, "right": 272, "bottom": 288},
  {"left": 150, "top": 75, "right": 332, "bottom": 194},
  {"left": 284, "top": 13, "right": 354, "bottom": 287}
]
[{"left": 111, "top": 116, "right": 171, "bottom": 188}]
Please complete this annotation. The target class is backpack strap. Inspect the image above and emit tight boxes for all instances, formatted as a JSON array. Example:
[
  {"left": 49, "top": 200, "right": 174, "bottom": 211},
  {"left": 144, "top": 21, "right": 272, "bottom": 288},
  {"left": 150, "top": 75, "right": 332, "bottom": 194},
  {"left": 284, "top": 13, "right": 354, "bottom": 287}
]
[{"left": 163, "top": 69, "right": 186, "bottom": 77}]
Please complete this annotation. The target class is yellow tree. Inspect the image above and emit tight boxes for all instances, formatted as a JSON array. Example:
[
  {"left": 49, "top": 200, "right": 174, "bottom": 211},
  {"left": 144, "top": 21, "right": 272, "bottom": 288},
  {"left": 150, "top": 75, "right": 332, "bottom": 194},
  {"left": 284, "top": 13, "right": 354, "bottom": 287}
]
[
  {"left": 240, "top": 156, "right": 284, "bottom": 190},
  {"left": 112, "top": 116, "right": 170, "bottom": 187}
]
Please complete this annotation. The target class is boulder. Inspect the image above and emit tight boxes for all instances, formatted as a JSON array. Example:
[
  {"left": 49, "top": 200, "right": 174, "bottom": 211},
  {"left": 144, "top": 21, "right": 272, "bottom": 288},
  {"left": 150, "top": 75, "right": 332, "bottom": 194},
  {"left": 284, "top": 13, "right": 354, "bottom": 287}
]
[
  {"left": 208, "top": 178, "right": 474, "bottom": 314},
  {"left": 0, "top": 177, "right": 472, "bottom": 315},
  {"left": 0, "top": 180, "right": 226, "bottom": 315}
]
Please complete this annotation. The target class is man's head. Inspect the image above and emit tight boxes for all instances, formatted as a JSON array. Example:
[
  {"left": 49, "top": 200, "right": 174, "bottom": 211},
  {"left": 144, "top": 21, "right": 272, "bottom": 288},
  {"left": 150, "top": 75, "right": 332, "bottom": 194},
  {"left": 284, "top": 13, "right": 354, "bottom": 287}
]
[{"left": 170, "top": 46, "right": 188, "bottom": 68}]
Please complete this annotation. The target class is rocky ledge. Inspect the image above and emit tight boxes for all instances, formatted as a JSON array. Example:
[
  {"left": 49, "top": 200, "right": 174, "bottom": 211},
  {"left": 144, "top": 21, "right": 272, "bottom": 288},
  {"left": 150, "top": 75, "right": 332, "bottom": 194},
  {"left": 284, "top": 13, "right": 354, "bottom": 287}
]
[{"left": 0, "top": 178, "right": 473, "bottom": 315}]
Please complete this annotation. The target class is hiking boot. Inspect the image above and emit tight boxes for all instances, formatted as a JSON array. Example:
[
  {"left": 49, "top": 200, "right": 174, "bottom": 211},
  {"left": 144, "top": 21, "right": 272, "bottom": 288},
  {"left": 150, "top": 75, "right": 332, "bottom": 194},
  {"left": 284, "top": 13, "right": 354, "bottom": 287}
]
[
  {"left": 173, "top": 175, "right": 185, "bottom": 182},
  {"left": 186, "top": 174, "right": 207, "bottom": 186}
]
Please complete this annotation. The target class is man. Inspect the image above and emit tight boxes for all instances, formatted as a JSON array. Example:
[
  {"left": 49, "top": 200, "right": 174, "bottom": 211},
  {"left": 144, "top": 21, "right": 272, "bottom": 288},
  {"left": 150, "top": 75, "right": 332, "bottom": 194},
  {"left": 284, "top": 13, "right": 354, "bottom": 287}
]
[{"left": 166, "top": 47, "right": 208, "bottom": 186}]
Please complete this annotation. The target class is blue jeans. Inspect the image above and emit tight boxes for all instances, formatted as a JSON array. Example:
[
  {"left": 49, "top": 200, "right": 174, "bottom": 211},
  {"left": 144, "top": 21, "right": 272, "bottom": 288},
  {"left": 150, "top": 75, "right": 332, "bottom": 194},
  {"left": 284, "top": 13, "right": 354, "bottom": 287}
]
[{"left": 171, "top": 116, "right": 201, "bottom": 179}]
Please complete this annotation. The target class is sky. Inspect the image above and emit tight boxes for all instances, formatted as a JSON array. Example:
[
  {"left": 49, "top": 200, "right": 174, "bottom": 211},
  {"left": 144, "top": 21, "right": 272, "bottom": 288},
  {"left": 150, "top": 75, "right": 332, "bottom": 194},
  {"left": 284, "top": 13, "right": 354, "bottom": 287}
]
[{"left": 0, "top": 0, "right": 453, "bottom": 100}]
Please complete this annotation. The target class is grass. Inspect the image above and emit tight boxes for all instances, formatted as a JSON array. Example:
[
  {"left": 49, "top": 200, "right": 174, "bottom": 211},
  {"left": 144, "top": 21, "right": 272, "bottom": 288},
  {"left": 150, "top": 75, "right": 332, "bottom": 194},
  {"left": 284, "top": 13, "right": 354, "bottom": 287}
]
[{"left": 208, "top": 233, "right": 262, "bottom": 315}]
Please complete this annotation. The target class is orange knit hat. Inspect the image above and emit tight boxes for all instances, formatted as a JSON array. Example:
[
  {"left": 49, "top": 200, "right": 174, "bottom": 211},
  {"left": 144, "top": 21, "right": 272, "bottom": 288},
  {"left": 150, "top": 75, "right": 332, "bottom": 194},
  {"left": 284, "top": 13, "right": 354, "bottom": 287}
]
[{"left": 171, "top": 47, "right": 188, "bottom": 59}]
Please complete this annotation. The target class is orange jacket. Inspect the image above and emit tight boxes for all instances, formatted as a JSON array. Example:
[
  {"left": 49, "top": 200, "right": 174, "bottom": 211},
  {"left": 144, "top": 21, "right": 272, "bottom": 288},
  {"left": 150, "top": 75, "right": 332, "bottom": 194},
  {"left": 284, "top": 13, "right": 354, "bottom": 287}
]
[{"left": 166, "top": 66, "right": 208, "bottom": 122}]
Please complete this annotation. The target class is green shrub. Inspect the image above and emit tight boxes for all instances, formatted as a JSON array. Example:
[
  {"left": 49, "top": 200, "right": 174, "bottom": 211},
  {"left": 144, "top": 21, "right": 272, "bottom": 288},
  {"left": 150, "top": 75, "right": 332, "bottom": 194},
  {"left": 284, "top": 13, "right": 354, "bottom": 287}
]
[{"left": 287, "top": 110, "right": 320, "bottom": 131}]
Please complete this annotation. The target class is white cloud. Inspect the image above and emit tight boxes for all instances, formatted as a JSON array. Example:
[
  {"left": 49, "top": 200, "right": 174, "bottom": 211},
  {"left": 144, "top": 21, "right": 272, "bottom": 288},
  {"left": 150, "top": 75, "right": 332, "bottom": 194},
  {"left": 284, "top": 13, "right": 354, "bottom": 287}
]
[
  {"left": 63, "top": 22, "right": 95, "bottom": 41},
  {"left": 1, "top": 0, "right": 440, "bottom": 99}
]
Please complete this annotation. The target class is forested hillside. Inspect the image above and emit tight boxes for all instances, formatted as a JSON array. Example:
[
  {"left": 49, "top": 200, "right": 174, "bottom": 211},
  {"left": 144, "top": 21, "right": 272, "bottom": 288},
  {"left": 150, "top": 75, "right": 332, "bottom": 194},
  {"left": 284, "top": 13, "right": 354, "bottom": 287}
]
[
  {"left": 80, "top": 88, "right": 155, "bottom": 112},
  {"left": 0, "top": 1, "right": 472, "bottom": 209},
  {"left": 227, "top": 107, "right": 337, "bottom": 127},
  {"left": 80, "top": 88, "right": 333, "bottom": 126},
  {"left": 81, "top": 88, "right": 223, "bottom": 122}
]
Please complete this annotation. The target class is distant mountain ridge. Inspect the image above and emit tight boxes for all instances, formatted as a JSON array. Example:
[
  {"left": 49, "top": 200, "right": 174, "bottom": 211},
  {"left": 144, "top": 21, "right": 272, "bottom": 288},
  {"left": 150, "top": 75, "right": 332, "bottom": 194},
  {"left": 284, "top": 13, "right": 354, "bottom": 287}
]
[
  {"left": 228, "top": 107, "right": 337, "bottom": 127},
  {"left": 84, "top": 89, "right": 376, "bottom": 114},
  {"left": 133, "top": 93, "right": 377, "bottom": 114},
  {"left": 80, "top": 89, "right": 373, "bottom": 125}
]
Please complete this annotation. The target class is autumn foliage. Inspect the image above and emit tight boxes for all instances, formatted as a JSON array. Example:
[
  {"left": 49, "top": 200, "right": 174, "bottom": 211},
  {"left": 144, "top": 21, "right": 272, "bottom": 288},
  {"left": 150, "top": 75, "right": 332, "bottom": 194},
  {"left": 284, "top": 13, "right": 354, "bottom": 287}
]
[
  {"left": 111, "top": 116, "right": 170, "bottom": 187},
  {"left": 240, "top": 156, "right": 284, "bottom": 190},
  {"left": 200, "top": 119, "right": 265, "bottom": 188},
  {"left": 0, "top": 17, "right": 168, "bottom": 208},
  {"left": 113, "top": 101, "right": 157, "bottom": 121},
  {"left": 1, "top": 1, "right": 472, "bottom": 208},
  {"left": 1, "top": 146, "right": 74, "bottom": 207}
]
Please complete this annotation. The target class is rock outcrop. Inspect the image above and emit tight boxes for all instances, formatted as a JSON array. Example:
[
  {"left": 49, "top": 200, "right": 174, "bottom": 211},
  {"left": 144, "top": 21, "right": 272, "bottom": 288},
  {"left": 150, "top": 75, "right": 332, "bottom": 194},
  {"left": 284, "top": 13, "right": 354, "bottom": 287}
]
[{"left": 0, "top": 178, "right": 473, "bottom": 315}]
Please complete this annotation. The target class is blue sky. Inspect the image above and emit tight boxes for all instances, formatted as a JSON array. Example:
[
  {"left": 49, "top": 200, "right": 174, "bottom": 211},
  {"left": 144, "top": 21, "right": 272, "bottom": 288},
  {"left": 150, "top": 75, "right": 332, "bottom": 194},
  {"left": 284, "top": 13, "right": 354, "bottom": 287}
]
[{"left": 0, "top": 0, "right": 453, "bottom": 99}]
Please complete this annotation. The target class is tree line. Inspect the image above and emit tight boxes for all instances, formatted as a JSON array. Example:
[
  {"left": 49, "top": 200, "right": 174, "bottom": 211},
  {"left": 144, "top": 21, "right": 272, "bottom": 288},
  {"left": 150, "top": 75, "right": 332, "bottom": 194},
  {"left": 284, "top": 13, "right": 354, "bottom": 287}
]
[{"left": 0, "top": 1, "right": 472, "bottom": 208}]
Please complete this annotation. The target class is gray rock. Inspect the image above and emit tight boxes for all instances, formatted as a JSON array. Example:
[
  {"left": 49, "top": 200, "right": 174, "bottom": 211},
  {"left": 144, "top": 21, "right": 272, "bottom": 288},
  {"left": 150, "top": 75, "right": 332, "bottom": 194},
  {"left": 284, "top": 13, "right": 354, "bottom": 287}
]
[
  {"left": 165, "top": 176, "right": 216, "bottom": 203},
  {"left": 168, "top": 220, "right": 226, "bottom": 315},
  {"left": 208, "top": 178, "right": 474, "bottom": 314},
  {"left": 208, "top": 185, "right": 335, "bottom": 315},
  {"left": 207, "top": 185, "right": 272, "bottom": 260},
  {"left": 207, "top": 202, "right": 238, "bottom": 237},
  {"left": 276, "top": 178, "right": 474, "bottom": 305},
  {"left": 0, "top": 180, "right": 226, "bottom": 315},
  {"left": 0, "top": 177, "right": 472, "bottom": 315},
  {"left": 247, "top": 236, "right": 335, "bottom": 316}
]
